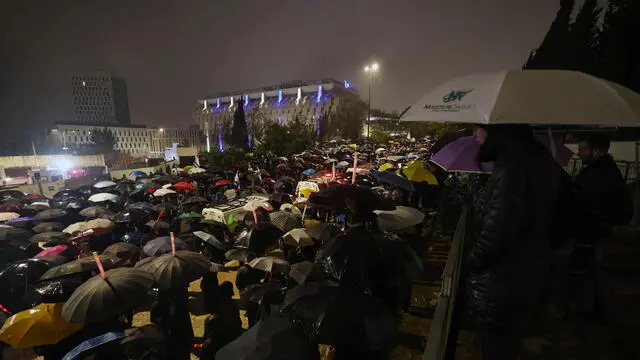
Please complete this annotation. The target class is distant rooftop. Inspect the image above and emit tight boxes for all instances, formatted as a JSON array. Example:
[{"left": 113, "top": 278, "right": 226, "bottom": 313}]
[
  {"left": 201, "top": 78, "right": 353, "bottom": 100},
  {"left": 55, "top": 121, "right": 148, "bottom": 129}
]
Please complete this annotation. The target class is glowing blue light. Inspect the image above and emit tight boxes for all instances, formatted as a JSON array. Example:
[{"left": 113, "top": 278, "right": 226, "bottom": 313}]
[
  {"left": 244, "top": 94, "right": 249, "bottom": 107},
  {"left": 278, "top": 90, "right": 282, "bottom": 105},
  {"left": 316, "top": 115, "right": 321, "bottom": 136},
  {"left": 344, "top": 80, "right": 350, "bottom": 88},
  {"left": 217, "top": 120, "right": 223, "bottom": 151},
  {"left": 278, "top": 117, "right": 283, "bottom": 125},
  {"left": 216, "top": 98, "right": 220, "bottom": 108},
  {"left": 317, "top": 85, "right": 322, "bottom": 103}
]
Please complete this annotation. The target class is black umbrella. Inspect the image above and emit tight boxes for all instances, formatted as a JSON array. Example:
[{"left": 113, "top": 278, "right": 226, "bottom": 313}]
[
  {"left": 77, "top": 185, "right": 96, "bottom": 197},
  {"left": 0, "top": 258, "right": 61, "bottom": 312},
  {"left": 0, "top": 190, "right": 26, "bottom": 203},
  {"left": 233, "top": 222, "right": 284, "bottom": 254},
  {"left": 309, "top": 184, "right": 395, "bottom": 213},
  {"left": 103, "top": 242, "right": 140, "bottom": 260},
  {"left": 0, "top": 227, "right": 32, "bottom": 242},
  {"left": 288, "top": 261, "right": 326, "bottom": 285},
  {"left": 32, "top": 221, "right": 64, "bottom": 233},
  {"left": 371, "top": 170, "right": 416, "bottom": 192},
  {"left": 23, "top": 203, "right": 51, "bottom": 213},
  {"left": 183, "top": 196, "right": 207, "bottom": 206},
  {"left": 281, "top": 284, "right": 397, "bottom": 350},
  {"left": 62, "top": 267, "right": 154, "bottom": 324},
  {"left": 135, "top": 250, "right": 215, "bottom": 289},
  {"left": 224, "top": 248, "right": 254, "bottom": 263},
  {"left": 34, "top": 209, "right": 67, "bottom": 221},
  {"left": 193, "top": 231, "right": 228, "bottom": 251},
  {"left": 52, "top": 189, "right": 81, "bottom": 200},
  {"left": 215, "top": 315, "right": 319, "bottom": 360},
  {"left": 142, "top": 236, "right": 188, "bottom": 257},
  {"left": 145, "top": 220, "right": 171, "bottom": 231},
  {"left": 120, "top": 324, "right": 167, "bottom": 360},
  {"left": 65, "top": 199, "right": 90, "bottom": 211},
  {"left": 79, "top": 206, "right": 113, "bottom": 219},
  {"left": 240, "top": 282, "right": 284, "bottom": 304},
  {"left": 113, "top": 208, "right": 154, "bottom": 225},
  {"left": 25, "top": 277, "right": 84, "bottom": 307},
  {"left": 40, "top": 255, "right": 127, "bottom": 281},
  {"left": 29, "top": 231, "right": 70, "bottom": 244},
  {"left": 307, "top": 223, "right": 339, "bottom": 244},
  {"left": 152, "top": 203, "right": 178, "bottom": 213}
]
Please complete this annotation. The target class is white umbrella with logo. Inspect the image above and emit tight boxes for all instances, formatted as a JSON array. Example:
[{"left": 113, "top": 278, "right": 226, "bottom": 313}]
[{"left": 401, "top": 70, "right": 640, "bottom": 127}]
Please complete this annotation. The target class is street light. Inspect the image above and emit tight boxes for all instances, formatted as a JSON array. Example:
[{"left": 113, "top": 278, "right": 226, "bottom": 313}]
[{"left": 364, "top": 62, "right": 379, "bottom": 140}]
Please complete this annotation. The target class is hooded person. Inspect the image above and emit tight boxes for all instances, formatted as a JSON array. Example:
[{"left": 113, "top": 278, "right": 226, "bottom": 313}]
[{"left": 466, "top": 124, "right": 566, "bottom": 360}]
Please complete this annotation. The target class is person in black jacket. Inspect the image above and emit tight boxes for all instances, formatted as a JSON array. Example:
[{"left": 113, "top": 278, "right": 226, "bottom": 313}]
[
  {"left": 571, "top": 134, "right": 633, "bottom": 321},
  {"left": 466, "top": 125, "right": 565, "bottom": 360}
]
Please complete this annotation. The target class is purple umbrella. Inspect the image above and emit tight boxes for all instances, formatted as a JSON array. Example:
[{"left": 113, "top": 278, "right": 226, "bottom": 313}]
[{"left": 431, "top": 136, "right": 573, "bottom": 173}]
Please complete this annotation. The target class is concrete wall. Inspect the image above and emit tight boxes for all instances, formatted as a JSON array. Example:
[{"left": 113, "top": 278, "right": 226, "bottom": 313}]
[
  {"left": 109, "top": 160, "right": 179, "bottom": 180},
  {"left": 0, "top": 154, "right": 105, "bottom": 169},
  {"left": 15, "top": 179, "right": 67, "bottom": 198}
]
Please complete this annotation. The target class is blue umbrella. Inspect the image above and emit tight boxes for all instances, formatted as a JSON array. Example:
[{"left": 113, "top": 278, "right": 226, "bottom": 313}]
[
  {"left": 129, "top": 171, "right": 148, "bottom": 178},
  {"left": 6, "top": 216, "right": 36, "bottom": 224},
  {"left": 302, "top": 169, "right": 316, "bottom": 176},
  {"left": 372, "top": 170, "right": 415, "bottom": 192},
  {"left": 62, "top": 332, "right": 125, "bottom": 360}
]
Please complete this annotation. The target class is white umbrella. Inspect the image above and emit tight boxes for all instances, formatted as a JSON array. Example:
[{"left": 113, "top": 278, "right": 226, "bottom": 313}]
[
  {"left": 63, "top": 218, "right": 114, "bottom": 234},
  {"left": 161, "top": 184, "right": 173, "bottom": 189},
  {"left": 243, "top": 199, "right": 273, "bottom": 212},
  {"left": 92, "top": 180, "right": 117, "bottom": 189},
  {"left": 0, "top": 212, "right": 20, "bottom": 222},
  {"left": 88, "top": 193, "right": 119, "bottom": 203},
  {"left": 153, "top": 188, "right": 177, "bottom": 197},
  {"left": 375, "top": 148, "right": 386, "bottom": 153},
  {"left": 374, "top": 206, "right": 425, "bottom": 232},
  {"left": 401, "top": 69, "right": 640, "bottom": 127},
  {"left": 247, "top": 256, "right": 290, "bottom": 273},
  {"left": 188, "top": 167, "right": 206, "bottom": 174},
  {"left": 282, "top": 228, "right": 314, "bottom": 247}
]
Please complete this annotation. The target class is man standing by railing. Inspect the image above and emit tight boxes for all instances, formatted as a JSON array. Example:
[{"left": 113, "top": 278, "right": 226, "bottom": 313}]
[{"left": 466, "top": 124, "right": 565, "bottom": 360}]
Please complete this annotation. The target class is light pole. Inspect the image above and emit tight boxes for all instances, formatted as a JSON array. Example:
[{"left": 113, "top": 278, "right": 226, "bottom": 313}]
[{"left": 363, "top": 62, "right": 379, "bottom": 140}]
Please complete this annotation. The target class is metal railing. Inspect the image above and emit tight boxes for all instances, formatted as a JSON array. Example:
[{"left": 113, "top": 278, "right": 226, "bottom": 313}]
[{"left": 424, "top": 206, "right": 468, "bottom": 360}]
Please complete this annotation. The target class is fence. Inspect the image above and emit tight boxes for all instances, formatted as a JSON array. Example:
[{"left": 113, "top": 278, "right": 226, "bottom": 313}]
[
  {"left": 424, "top": 206, "right": 468, "bottom": 360},
  {"left": 565, "top": 158, "right": 638, "bottom": 182}
]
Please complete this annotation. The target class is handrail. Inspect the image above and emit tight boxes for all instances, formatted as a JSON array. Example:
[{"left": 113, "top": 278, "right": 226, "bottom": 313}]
[{"left": 424, "top": 206, "right": 468, "bottom": 360}]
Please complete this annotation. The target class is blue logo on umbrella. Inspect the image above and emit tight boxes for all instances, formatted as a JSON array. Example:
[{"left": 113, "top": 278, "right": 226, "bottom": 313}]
[{"left": 443, "top": 89, "right": 473, "bottom": 103}]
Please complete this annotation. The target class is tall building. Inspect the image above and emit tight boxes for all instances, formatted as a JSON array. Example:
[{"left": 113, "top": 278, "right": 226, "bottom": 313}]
[
  {"left": 195, "top": 79, "right": 360, "bottom": 150},
  {"left": 71, "top": 72, "right": 131, "bottom": 125}
]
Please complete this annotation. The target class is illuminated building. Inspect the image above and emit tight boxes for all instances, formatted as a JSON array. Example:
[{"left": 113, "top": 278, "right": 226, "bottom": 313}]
[{"left": 71, "top": 72, "right": 131, "bottom": 125}]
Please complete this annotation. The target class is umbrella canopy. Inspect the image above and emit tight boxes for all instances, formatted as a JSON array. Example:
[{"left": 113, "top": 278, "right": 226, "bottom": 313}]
[
  {"left": 153, "top": 188, "right": 176, "bottom": 197},
  {"left": 268, "top": 211, "right": 300, "bottom": 232},
  {"left": 135, "top": 251, "right": 214, "bottom": 289},
  {"left": 0, "top": 212, "right": 21, "bottom": 222},
  {"left": 309, "top": 184, "right": 396, "bottom": 213},
  {"left": 282, "top": 228, "right": 314, "bottom": 247},
  {"left": 224, "top": 248, "right": 253, "bottom": 263},
  {"left": 23, "top": 203, "right": 50, "bottom": 212},
  {"left": 193, "top": 231, "right": 228, "bottom": 251},
  {"left": 35, "top": 245, "right": 72, "bottom": 258},
  {"left": 431, "top": 135, "right": 574, "bottom": 172},
  {"left": 378, "top": 163, "right": 398, "bottom": 172},
  {"left": 33, "top": 222, "right": 63, "bottom": 233},
  {"left": 306, "top": 223, "right": 339, "bottom": 244},
  {"left": 0, "top": 227, "right": 32, "bottom": 242},
  {"left": 374, "top": 206, "right": 426, "bottom": 232},
  {"left": 302, "top": 169, "right": 316, "bottom": 176},
  {"left": 145, "top": 220, "right": 171, "bottom": 231},
  {"left": 29, "top": 231, "right": 70, "bottom": 244},
  {"left": 248, "top": 256, "right": 290, "bottom": 274},
  {"left": 92, "top": 180, "right": 117, "bottom": 189},
  {"left": 215, "top": 315, "right": 318, "bottom": 360},
  {"left": 63, "top": 218, "right": 114, "bottom": 234},
  {"left": 371, "top": 170, "right": 415, "bottom": 192},
  {"left": 178, "top": 212, "right": 204, "bottom": 221},
  {"left": 142, "top": 236, "right": 188, "bottom": 257},
  {"left": 103, "top": 242, "right": 140, "bottom": 260},
  {"left": 25, "top": 278, "right": 83, "bottom": 307},
  {"left": 62, "top": 268, "right": 154, "bottom": 324},
  {"left": 188, "top": 167, "right": 206, "bottom": 174},
  {"left": 78, "top": 206, "right": 112, "bottom": 219},
  {"left": 0, "top": 303, "right": 83, "bottom": 348},
  {"left": 401, "top": 69, "right": 640, "bottom": 127},
  {"left": 288, "top": 261, "right": 325, "bottom": 285},
  {"left": 172, "top": 181, "right": 196, "bottom": 191},
  {"left": 34, "top": 209, "right": 67, "bottom": 221},
  {"left": 244, "top": 199, "right": 273, "bottom": 212},
  {"left": 6, "top": 217, "right": 35, "bottom": 227},
  {"left": 88, "top": 193, "right": 119, "bottom": 203},
  {"left": 402, "top": 166, "right": 438, "bottom": 184},
  {"left": 62, "top": 331, "right": 125, "bottom": 360},
  {"left": 0, "top": 190, "right": 26, "bottom": 202},
  {"left": 233, "top": 223, "right": 284, "bottom": 254},
  {"left": 129, "top": 171, "right": 148, "bottom": 178},
  {"left": 183, "top": 196, "right": 207, "bottom": 205},
  {"left": 120, "top": 324, "right": 167, "bottom": 360},
  {"left": 40, "top": 255, "right": 126, "bottom": 281}
]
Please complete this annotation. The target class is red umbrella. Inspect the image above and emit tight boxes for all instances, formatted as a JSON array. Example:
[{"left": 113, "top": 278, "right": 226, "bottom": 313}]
[
  {"left": 69, "top": 227, "right": 109, "bottom": 242},
  {"left": 261, "top": 178, "right": 275, "bottom": 184},
  {"left": 25, "top": 194, "right": 44, "bottom": 200},
  {"left": 147, "top": 187, "right": 156, "bottom": 193},
  {"left": 310, "top": 171, "right": 332, "bottom": 180},
  {"left": 215, "top": 179, "right": 231, "bottom": 186},
  {"left": 0, "top": 202, "right": 23, "bottom": 213},
  {"left": 172, "top": 182, "right": 195, "bottom": 191}
]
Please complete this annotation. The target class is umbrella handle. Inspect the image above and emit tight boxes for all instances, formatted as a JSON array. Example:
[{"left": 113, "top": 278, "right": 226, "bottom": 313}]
[
  {"left": 93, "top": 252, "right": 106, "bottom": 278},
  {"left": 170, "top": 232, "right": 176, "bottom": 256}
]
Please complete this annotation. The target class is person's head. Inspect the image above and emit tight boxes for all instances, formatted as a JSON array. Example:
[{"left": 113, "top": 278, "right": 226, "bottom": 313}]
[
  {"left": 475, "top": 124, "right": 533, "bottom": 162},
  {"left": 578, "top": 134, "right": 610, "bottom": 164},
  {"left": 220, "top": 281, "right": 235, "bottom": 298}
]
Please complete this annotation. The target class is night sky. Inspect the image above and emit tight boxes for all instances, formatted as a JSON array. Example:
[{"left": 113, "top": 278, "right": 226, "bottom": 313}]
[{"left": 1, "top": 0, "right": 561, "bottom": 140}]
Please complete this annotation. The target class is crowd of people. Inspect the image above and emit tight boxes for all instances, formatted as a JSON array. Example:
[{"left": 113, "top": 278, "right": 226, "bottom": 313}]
[{"left": 0, "top": 126, "right": 634, "bottom": 360}]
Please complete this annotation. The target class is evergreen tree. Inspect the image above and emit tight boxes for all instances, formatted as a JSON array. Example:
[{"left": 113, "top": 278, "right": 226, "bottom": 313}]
[
  {"left": 567, "top": 0, "right": 601, "bottom": 73},
  {"left": 231, "top": 97, "right": 249, "bottom": 150},
  {"left": 598, "top": 0, "right": 640, "bottom": 91},
  {"left": 523, "top": 0, "right": 575, "bottom": 69}
]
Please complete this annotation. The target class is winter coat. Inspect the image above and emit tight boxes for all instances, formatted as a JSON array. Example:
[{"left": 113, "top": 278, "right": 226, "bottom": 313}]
[
  {"left": 573, "top": 154, "right": 633, "bottom": 244},
  {"left": 467, "top": 137, "right": 564, "bottom": 330}
]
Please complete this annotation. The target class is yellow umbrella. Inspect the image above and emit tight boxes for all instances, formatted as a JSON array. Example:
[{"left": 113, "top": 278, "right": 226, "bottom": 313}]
[
  {"left": 402, "top": 166, "right": 438, "bottom": 185},
  {"left": 405, "top": 160, "right": 425, "bottom": 169},
  {"left": 304, "top": 219, "right": 321, "bottom": 229},
  {"left": 0, "top": 303, "right": 82, "bottom": 348},
  {"left": 299, "top": 188, "right": 316, "bottom": 197},
  {"left": 348, "top": 144, "right": 357, "bottom": 149},
  {"left": 378, "top": 163, "right": 396, "bottom": 172},
  {"left": 183, "top": 165, "right": 194, "bottom": 172}
]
